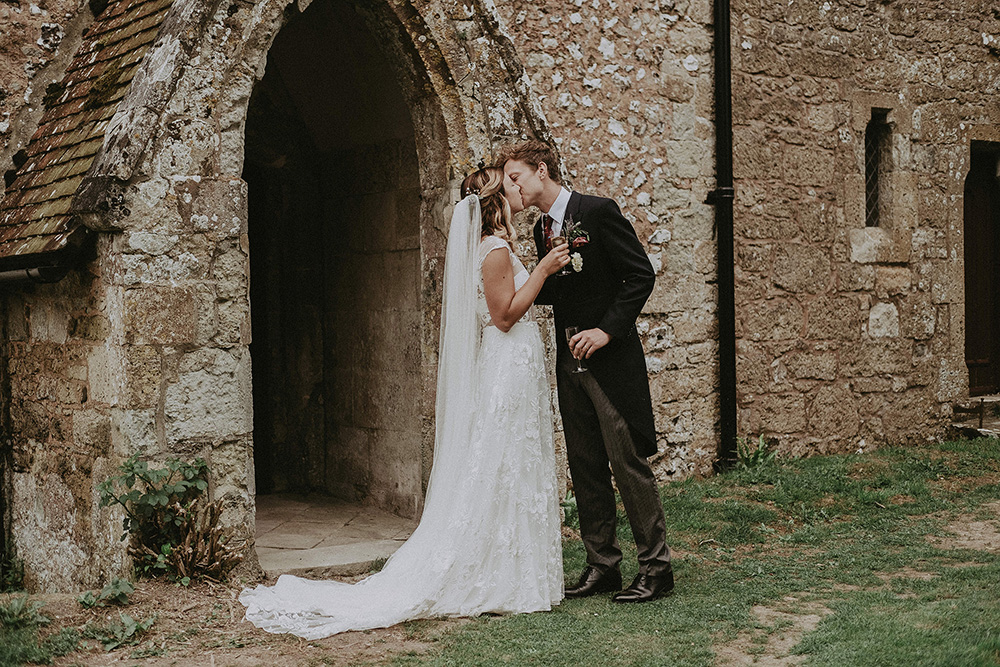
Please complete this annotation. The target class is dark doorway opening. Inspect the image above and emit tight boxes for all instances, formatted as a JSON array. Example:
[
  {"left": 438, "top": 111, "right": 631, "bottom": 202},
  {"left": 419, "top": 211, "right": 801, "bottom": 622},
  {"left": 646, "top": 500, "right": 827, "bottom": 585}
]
[
  {"left": 244, "top": 0, "right": 424, "bottom": 519},
  {"left": 964, "top": 141, "right": 1000, "bottom": 396}
]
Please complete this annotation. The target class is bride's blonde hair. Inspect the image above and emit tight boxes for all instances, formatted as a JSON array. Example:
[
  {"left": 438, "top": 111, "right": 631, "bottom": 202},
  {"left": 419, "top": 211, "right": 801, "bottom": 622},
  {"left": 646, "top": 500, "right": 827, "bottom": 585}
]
[{"left": 461, "top": 167, "right": 516, "bottom": 242}]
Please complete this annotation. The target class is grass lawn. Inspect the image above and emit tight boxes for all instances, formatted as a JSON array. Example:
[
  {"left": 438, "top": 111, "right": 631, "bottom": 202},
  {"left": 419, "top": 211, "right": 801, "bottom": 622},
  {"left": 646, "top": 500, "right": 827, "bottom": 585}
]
[
  {"left": 390, "top": 437, "right": 1000, "bottom": 666},
  {"left": 2, "top": 437, "right": 999, "bottom": 666}
]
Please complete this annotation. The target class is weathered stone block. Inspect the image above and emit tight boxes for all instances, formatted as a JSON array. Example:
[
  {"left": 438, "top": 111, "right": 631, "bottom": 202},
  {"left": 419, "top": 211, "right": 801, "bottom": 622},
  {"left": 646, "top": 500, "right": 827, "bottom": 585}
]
[
  {"left": 852, "top": 376, "right": 892, "bottom": 393},
  {"left": 868, "top": 302, "right": 900, "bottom": 338},
  {"left": 164, "top": 348, "right": 252, "bottom": 441},
  {"left": 783, "top": 145, "right": 835, "bottom": 187},
  {"left": 899, "top": 294, "right": 936, "bottom": 340},
  {"left": 5, "top": 294, "right": 29, "bottom": 341},
  {"left": 738, "top": 242, "right": 772, "bottom": 273},
  {"left": 807, "top": 384, "right": 859, "bottom": 439},
  {"left": 843, "top": 340, "right": 910, "bottom": 376},
  {"left": 930, "top": 261, "right": 960, "bottom": 304},
  {"left": 739, "top": 298, "right": 803, "bottom": 341},
  {"left": 11, "top": 473, "right": 90, "bottom": 592},
  {"left": 773, "top": 243, "right": 831, "bottom": 293},
  {"left": 784, "top": 349, "right": 837, "bottom": 380},
  {"left": 111, "top": 408, "right": 158, "bottom": 455},
  {"left": 123, "top": 345, "right": 161, "bottom": 409},
  {"left": 669, "top": 308, "right": 716, "bottom": 344},
  {"left": 29, "top": 301, "right": 69, "bottom": 344},
  {"left": 736, "top": 208, "right": 799, "bottom": 240},
  {"left": 875, "top": 266, "right": 911, "bottom": 298},
  {"left": 804, "top": 295, "right": 860, "bottom": 340},
  {"left": 124, "top": 287, "right": 197, "bottom": 345},
  {"left": 644, "top": 274, "right": 716, "bottom": 315},
  {"left": 72, "top": 409, "right": 112, "bottom": 455},
  {"left": 746, "top": 393, "right": 807, "bottom": 433},
  {"left": 737, "top": 340, "right": 792, "bottom": 394},
  {"left": 798, "top": 197, "right": 840, "bottom": 243},
  {"left": 125, "top": 231, "right": 179, "bottom": 256},
  {"left": 837, "top": 262, "right": 875, "bottom": 291}
]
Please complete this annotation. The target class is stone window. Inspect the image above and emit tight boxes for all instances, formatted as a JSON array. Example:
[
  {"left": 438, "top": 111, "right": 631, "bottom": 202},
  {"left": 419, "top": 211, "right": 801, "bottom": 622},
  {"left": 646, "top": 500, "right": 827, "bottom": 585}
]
[{"left": 865, "top": 108, "right": 892, "bottom": 227}]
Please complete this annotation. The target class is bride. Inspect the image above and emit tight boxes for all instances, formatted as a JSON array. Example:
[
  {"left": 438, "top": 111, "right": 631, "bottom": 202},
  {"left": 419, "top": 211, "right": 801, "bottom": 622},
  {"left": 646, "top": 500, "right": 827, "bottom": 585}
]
[{"left": 239, "top": 167, "right": 572, "bottom": 639}]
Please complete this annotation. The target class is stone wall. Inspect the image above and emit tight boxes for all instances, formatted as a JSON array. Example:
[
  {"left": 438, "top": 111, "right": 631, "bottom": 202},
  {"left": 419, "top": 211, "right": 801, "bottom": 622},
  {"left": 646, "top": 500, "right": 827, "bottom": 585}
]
[
  {"left": 0, "top": 252, "right": 130, "bottom": 590},
  {"left": 3, "top": 0, "right": 995, "bottom": 592},
  {"left": 322, "top": 144, "right": 423, "bottom": 518},
  {"left": 1, "top": 0, "right": 543, "bottom": 590},
  {"left": 496, "top": 0, "right": 720, "bottom": 479},
  {"left": 730, "top": 0, "right": 1000, "bottom": 454}
]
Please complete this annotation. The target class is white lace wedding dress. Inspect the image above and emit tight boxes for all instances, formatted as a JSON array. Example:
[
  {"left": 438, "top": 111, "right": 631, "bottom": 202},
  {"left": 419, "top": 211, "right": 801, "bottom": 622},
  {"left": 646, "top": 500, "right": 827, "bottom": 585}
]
[{"left": 240, "top": 198, "right": 563, "bottom": 639}]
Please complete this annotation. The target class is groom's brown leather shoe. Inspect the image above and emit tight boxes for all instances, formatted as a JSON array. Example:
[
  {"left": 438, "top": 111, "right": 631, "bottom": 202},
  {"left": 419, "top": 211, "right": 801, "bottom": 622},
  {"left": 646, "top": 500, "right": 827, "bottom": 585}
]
[
  {"left": 611, "top": 566, "right": 674, "bottom": 603},
  {"left": 565, "top": 566, "right": 622, "bottom": 598}
]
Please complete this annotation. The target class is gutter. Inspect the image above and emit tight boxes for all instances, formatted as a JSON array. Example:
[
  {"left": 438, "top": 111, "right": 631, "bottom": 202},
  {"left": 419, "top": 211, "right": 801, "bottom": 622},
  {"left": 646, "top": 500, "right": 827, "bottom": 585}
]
[
  {"left": 0, "top": 223, "right": 89, "bottom": 287},
  {"left": 706, "top": 0, "right": 737, "bottom": 469},
  {"left": 0, "top": 264, "right": 75, "bottom": 285}
]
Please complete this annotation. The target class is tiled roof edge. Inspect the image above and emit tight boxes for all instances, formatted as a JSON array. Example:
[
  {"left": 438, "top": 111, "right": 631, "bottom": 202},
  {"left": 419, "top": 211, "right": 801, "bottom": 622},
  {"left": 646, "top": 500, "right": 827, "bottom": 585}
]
[
  {"left": 72, "top": 0, "right": 223, "bottom": 232},
  {"left": 0, "top": 220, "right": 90, "bottom": 273}
]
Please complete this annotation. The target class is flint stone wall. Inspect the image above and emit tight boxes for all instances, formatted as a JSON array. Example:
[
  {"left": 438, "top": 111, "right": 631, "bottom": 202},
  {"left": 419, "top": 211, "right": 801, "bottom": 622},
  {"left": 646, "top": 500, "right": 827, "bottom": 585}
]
[{"left": 497, "top": 0, "right": 720, "bottom": 479}]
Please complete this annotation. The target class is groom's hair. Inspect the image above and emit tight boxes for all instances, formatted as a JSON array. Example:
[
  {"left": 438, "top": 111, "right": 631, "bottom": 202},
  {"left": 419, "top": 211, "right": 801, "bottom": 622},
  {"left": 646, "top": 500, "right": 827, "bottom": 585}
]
[{"left": 496, "top": 140, "right": 562, "bottom": 183}]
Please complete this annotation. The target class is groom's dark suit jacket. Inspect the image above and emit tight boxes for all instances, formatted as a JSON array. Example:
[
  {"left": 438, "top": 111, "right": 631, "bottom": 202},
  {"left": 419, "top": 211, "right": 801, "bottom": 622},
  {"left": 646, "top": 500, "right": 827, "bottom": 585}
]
[{"left": 534, "top": 191, "right": 658, "bottom": 457}]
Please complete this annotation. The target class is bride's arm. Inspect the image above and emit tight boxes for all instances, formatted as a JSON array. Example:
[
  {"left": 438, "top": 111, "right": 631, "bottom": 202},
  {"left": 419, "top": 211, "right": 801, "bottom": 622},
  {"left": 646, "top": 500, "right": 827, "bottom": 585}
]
[{"left": 482, "top": 243, "right": 569, "bottom": 333}]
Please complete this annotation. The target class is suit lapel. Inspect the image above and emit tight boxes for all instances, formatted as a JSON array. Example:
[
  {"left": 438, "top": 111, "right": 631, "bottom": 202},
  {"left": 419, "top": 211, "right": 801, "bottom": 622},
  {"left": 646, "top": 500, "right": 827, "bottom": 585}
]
[{"left": 567, "top": 191, "right": 583, "bottom": 220}]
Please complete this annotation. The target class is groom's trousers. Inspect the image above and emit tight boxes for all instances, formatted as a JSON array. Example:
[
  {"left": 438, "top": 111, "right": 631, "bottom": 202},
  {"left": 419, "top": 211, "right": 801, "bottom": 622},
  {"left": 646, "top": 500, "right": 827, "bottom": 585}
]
[{"left": 557, "top": 355, "right": 671, "bottom": 577}]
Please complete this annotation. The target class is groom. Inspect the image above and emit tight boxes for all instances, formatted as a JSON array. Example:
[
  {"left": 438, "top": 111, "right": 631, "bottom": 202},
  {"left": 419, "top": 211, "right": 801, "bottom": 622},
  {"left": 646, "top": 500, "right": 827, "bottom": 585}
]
[{"left": 500, "top": 140, "right": 673, "bottom": 603}]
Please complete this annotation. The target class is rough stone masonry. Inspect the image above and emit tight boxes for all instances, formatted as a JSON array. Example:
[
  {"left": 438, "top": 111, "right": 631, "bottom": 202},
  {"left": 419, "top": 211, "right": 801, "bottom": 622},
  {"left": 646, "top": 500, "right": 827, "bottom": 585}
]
[{"left": 0, "top": 0, "right": 997, "bottom": 591}]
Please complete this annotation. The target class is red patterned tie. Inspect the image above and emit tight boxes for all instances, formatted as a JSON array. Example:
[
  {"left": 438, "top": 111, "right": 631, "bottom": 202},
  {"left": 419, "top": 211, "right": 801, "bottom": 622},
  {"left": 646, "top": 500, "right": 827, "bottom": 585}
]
[{"left": 543, "top": 215, "right": 555, "bottom": 250}]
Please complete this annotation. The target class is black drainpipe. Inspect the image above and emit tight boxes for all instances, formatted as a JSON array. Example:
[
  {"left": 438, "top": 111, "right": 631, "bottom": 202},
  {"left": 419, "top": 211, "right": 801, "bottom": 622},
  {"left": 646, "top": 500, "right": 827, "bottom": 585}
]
[{"left": 706, "top": 0, "right": 737, "bottom": 469}]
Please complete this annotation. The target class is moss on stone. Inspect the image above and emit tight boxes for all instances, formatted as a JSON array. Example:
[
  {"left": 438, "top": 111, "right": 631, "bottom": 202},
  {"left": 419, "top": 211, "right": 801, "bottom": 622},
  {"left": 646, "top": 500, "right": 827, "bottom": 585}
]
[{"left": 83, "top": 64, "right": 123, "bottom": 112}]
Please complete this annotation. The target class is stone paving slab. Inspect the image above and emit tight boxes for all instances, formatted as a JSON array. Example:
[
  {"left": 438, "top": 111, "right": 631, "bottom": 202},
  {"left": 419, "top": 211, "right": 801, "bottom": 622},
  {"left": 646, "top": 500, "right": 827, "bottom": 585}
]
[{"left": 255, "top": 494, "right": 416, "bottom": 578}]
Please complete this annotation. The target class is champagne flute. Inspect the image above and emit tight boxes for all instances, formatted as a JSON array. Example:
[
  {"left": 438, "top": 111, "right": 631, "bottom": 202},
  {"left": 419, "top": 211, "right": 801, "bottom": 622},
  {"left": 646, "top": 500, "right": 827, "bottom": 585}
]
[
  {"left": 550, "top": 234, "right": 571, "bottom": 276},
  {"left": 565, "top": 326, "right": 587, "bottom": 373}
]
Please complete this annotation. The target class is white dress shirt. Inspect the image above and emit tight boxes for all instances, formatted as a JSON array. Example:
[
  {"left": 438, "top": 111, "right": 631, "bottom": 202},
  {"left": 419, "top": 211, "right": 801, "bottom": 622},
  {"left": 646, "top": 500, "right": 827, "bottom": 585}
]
[{"left": 542, "top": 187, "right": 573, "bottom": 237}]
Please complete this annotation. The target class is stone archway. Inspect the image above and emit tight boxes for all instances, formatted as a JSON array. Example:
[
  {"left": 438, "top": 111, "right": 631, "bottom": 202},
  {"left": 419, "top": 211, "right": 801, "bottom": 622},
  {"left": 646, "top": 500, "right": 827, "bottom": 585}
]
[
  {"left": 244, "top": 0, "right": 424, "bottom": 518},
  {"left": 199, "top": 0, "right": 552, "bottom": 571},
  {"left": 0, "top": 0, "right": 551, "bottom": 588}
]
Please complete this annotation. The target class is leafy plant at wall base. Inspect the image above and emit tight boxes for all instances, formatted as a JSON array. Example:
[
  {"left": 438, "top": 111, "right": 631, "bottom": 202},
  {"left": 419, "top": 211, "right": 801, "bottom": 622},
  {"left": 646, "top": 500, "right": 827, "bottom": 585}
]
[
  {"left": 78, "top": 577, "right": 134, "bottom": 608},
  {"left": 0, "top": 551, "right": 24, "bottom": 592},
  {"left": 82, "top": 612, "right": 156, "bottom": 651},
  {"left": 736, "top": 434, "right": 777, "bottom": 469},
  {"left": 98, "top": 454, "right": 241, "bottom": 581},
  {"left": 133, "top": 499, "right": 241, "bottom": 582},
  {"left": 0, "top": 596, "right": 78, "bottom": 666},
  {"left": 0, "top": 595, "right": 49, "bottom": 628}
]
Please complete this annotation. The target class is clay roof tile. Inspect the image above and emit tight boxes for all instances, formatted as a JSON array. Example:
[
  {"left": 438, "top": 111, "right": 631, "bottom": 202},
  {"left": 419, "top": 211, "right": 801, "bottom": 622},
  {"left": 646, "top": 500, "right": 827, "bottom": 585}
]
[{"left": 0, "top": 0, "right": 175, "bottom": 271}]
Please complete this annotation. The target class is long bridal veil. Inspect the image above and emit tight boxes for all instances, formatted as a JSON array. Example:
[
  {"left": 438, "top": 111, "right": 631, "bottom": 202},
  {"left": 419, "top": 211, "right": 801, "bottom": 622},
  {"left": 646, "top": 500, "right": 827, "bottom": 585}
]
[{"left": 240, "top": 195, "right": 558, "bottom": 639}]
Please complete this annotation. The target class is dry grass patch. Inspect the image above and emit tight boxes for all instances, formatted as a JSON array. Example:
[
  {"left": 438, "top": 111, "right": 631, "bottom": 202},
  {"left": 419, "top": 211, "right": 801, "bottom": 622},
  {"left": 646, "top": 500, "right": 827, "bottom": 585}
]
[
  {"left": 714, "top": 596, "right": 831, "bottom": 666},
  {"left": 928, "top": 501, "right": 1000, "bottom": 552}
]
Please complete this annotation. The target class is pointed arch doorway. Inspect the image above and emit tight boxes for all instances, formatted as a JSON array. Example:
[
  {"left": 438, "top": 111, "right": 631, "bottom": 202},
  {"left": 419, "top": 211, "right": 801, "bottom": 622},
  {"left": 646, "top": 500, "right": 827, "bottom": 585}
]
[
  {"left": 244, "top": 0, "right": 424, "bottom": 572},
  {"left": 964, "top": 141, "right": 1000, "bottom": 396}
]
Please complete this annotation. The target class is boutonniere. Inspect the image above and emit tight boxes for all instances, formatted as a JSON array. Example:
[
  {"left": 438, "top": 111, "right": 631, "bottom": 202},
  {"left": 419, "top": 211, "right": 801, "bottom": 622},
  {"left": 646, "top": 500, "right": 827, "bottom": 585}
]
[{"left": 563, "top": 214, "right": 589, "bottom": 272}]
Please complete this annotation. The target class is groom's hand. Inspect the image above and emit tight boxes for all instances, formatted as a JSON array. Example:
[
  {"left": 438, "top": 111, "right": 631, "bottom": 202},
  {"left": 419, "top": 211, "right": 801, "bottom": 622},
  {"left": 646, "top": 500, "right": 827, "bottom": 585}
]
[{"left": 569, "top": 328, "right": 611, "bottom": 359}]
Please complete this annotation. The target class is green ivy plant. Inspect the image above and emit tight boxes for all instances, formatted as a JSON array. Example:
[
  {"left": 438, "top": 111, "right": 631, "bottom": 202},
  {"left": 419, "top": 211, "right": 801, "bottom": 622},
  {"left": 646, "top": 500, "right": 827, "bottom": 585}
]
[{"left": 98, "top": 454, "right": 209, "bottom": 575}]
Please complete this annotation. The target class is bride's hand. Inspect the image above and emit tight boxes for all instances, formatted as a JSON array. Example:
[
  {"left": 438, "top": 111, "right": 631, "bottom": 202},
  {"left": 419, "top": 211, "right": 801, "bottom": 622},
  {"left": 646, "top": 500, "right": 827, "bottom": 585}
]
[{"left": 538, "top": 243, "right": 571, "bottom": 276}]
